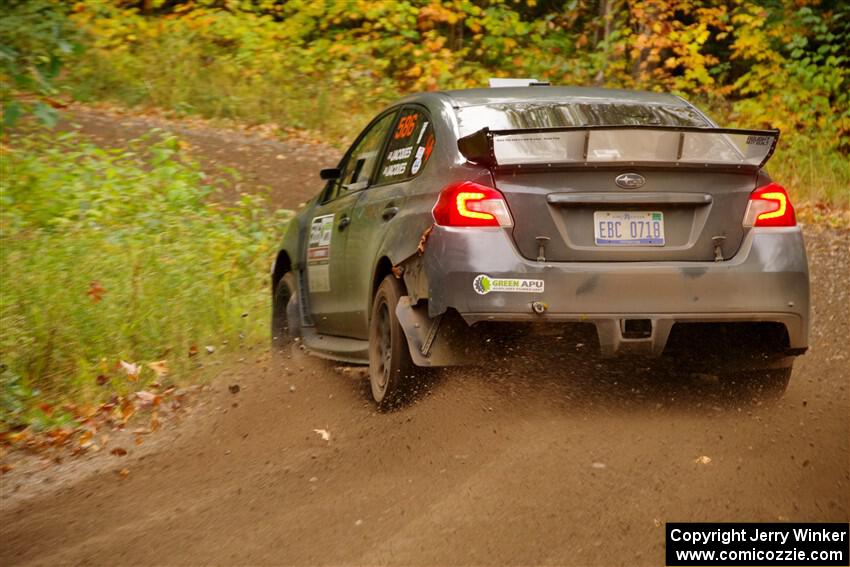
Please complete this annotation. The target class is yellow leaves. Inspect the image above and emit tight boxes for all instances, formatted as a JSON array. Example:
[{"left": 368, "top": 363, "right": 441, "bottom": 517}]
[
  {"left": 418, "top": 4, "right": 461, "bottom": 27},
  {"left": 423, "top": 36, "right": 447, "bottom": 52}
]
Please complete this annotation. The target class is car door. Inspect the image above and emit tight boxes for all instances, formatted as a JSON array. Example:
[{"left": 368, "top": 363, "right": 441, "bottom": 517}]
[
  {"left": 304, "top": 110, "right": 397, "bottom": 335},
  {"left": 340, "top": 105, "right": 437, "bottom": 339}
]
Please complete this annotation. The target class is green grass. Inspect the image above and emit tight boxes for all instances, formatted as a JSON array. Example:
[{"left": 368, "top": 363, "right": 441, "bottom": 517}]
[
  {"left": 768, "top": 136, "right": 850, "bottom": 209},
  {"left": 67, "top": 33, "right": 395, "bottom": 147},
  {"left": 0, "top": 131, "right": 291, "bottom": 431}
]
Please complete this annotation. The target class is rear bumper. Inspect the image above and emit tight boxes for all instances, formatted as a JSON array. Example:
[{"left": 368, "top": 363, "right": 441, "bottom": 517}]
[{"left": 423, "top": 225, "right": 810, "bottom": 357}]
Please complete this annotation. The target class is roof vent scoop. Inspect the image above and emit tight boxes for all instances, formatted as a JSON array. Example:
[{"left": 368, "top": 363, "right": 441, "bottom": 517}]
[{"left": 488, "top": 78, "right": 550, "bottom": 88}]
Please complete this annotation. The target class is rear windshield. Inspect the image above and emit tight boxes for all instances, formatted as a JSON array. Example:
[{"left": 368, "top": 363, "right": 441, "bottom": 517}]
[{"left": 456, "top": 102, "right": 709, "bottom": 135}]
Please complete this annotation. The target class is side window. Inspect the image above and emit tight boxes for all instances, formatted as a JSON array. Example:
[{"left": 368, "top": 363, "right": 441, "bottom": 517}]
[
  {"left": 325, "top": 112, "right": 396, "bottom": 202},
  {"left": 375, "top": 108, "right": 435, "bottom": 185}
]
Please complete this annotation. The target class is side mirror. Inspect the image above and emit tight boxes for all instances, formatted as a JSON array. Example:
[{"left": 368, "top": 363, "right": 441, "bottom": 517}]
[{"left": 320, "top": 168, "right": 341, "bottom": 180}]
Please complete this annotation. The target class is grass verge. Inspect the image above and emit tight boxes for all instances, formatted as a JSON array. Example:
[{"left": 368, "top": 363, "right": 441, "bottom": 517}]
[{"left": 0, "top": 130, "right": 291, "bottom": 433}]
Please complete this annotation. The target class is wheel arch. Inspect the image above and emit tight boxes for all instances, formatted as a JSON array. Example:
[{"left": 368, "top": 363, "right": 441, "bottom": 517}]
[
  {"left": 271, "top": 249, "right": 292, "bottom": 296},
  {"left": 372, "top": 256, "right": 400, "bottom": 301}
]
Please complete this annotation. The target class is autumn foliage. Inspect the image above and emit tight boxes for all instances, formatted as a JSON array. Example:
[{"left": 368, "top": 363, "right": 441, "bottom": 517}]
[{"left": 2, "top": 0, "right": 848, "bottom": 203}]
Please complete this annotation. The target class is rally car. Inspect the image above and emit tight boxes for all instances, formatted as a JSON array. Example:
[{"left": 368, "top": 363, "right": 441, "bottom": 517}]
[{"left": 271, "top": 85, "right": 809, "bottom": 408}]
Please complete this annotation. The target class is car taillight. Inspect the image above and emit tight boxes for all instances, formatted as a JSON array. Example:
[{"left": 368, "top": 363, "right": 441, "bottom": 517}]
[
  {"left": 432, "top": 181, "right": 513, "bottom": 227},
  {"left": 743, "top": 182, "right": 796, "bottom": 227}
]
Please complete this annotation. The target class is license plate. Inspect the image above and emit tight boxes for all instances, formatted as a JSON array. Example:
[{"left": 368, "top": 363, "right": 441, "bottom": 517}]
[{"left": 593, "top": 211, "right": 665, "bottom": 246}]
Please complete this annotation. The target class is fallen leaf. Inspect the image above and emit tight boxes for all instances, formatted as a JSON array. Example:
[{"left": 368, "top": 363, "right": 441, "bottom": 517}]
[
  {"left": 313, "top": 428, "right": 331, "bottom": 442},
  {"left": 120, "top": 398, "right": 136, "bottom": 423},
  {"left": 87, "top": 281, "right": 106, "bottom": 303},
  {"left": 111, "top": 447, "right": 127, "bottom": 456},
  {"left": 134, "top": 436, "right": 144, "bottom": 446},
  {"left": 695, "top": 455, "right": 712, "bottom": 465},
  {"left": 120, "top": 360, "right": 141, "bottom": 381},
  {"left": 48, "top": 429, "right": 72, "bottom": 446},
  {"left": 136, "top": 390, "right": 161, "bottom": 408},
  {"left": 150, "top": 412, "right": 160, "bottom": 432},
  {"left": 1, "top": 464, "right": 13, "bottom": 474},
  {"left": 79, "top": 430, "right": 94, "bottom": 448},
  {"left": 118, "top": 468, "right": 130, "bottom": 479},
  {"left": 188, "top": 345, "right": 199, "bottom": 357},
  {"left": 96, "top": 374, "right": 109, "bottom": 386},
  {"left": 7, "top": 430, "right": 30, "bottom": 444},
  {"left": 147, "top": 360, "right": 169, "bottom": 378}
]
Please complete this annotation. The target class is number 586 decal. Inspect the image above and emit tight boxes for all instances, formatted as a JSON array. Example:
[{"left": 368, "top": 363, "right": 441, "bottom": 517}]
[{"left": 394, "top": 113, "right": 419, "bottom": 139}]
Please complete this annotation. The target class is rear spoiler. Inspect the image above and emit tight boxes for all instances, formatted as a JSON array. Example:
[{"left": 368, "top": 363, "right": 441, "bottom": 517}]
[{"left": 457, "top": 125, "right": 780, "bottom": 171}]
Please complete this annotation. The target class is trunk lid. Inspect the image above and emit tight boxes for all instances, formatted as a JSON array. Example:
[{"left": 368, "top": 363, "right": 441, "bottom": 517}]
[
  {"left": 495, "top": 169, "right": 755, "bottom": 262},
  {"left": 457, "top": 125, "right": 779, "bottom": 262}
]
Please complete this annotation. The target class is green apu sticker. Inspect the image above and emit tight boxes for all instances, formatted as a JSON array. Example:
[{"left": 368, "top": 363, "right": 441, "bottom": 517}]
[{"left": 473, "top": 274, "right": 544, "bottom": 295}]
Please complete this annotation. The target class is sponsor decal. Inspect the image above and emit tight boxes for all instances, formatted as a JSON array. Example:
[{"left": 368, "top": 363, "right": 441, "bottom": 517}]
[
  {"left": 307, "top": 214, "right": 334, "bottom": 293},
  {"left": 473, "top": 274, "right": 544, "bottom": 295},
  {"left": 746, "top": 134, "right": 773, "bottom": 146},
  {"left": 423, "top": 133, "right": 434, "bottom": 161},
  {"left": 410, "top": 132, "right": 434, "bottom": 176},
  {"left": 410, "top": 146, "right": 426, "bottom": 175},
  {"left": 417, "top": 122, "right": 429, "bottom": 143}
]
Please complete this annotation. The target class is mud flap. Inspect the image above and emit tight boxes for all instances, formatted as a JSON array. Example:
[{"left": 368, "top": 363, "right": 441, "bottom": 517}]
[{"left": 395, "top": 297, "right": 479, "bottom": 367}]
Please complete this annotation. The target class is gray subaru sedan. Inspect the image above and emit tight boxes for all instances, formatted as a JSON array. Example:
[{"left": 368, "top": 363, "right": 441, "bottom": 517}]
[{"left": 271, "top": 85, "right": 809, "bottom": 408}]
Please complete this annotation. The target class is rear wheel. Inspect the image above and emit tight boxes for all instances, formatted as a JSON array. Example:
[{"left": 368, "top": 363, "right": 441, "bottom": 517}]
[
  {"left": 271, "top": 272, "right": 299, "bottom": 359},
  {"left": 369, "top": 275, "right": 416, "bottom": 409},
  {"left": 720, "top": 365, "right": 792, "bottom": 402}
]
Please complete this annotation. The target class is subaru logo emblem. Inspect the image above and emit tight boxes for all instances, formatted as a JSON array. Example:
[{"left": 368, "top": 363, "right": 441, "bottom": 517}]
[{"left": 615, "top": 173, "right": 646, "bottom": 189}]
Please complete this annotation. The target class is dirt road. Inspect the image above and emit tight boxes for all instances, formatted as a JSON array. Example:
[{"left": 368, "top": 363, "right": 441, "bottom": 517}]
[{"left": 1, "top": 108, "right": 848, "bottom": 566}]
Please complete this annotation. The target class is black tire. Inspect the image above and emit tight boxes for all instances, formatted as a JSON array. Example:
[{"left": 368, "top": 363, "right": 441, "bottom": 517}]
[
  {"left": 720, "top": 365, "right": 792, "bottom": 402},
  {"left": 271, "top": 272, "right": 299, "bottom": 359},
  {"left": 369, "top": 275, "right": 416, "bottom": 409}
]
